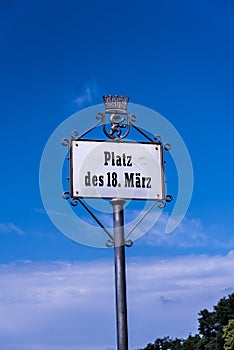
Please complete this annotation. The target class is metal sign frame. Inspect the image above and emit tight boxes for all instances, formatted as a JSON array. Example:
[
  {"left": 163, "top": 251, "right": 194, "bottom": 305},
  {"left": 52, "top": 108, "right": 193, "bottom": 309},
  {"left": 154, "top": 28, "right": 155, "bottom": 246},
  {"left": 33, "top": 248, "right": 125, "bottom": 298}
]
[{"left": 62, "top": 97, "right": 172, "bottom": 209}]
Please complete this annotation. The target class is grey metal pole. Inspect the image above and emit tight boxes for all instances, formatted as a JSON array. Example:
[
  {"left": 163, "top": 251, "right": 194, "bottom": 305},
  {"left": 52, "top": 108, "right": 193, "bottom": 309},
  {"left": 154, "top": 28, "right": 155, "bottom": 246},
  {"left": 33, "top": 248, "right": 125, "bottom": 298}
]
[{"left": 110, "top": 198, "right": 128, "bottom": 350}]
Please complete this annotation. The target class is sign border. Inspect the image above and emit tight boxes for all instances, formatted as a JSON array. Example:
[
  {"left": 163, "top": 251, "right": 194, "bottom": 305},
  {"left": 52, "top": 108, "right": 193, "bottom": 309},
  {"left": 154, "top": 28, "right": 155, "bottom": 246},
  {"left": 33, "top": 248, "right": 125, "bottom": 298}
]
[{"left": 69, "top": 139, "right": 166, "bottom": 201}]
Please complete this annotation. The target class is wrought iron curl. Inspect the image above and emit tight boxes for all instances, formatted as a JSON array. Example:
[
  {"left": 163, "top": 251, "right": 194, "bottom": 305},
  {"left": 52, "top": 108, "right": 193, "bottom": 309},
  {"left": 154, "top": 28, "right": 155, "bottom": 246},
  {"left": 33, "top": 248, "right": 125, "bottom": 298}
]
[
  {"left": 62, "top": 191, "right": 70, "bottom": 200},
  {"left": 61, "top": 138, "right": 70, "bottom": 147},
  {"left": 106, "top": 239, "right": 133, "bottom": 248},
  {"left": 96, "top": 112, "right": 105, "bottom": 121},
  {"left": 166, "top": 194, "right": 173, "bottom": 202},
  {"left": 71, "top": 198, "right": 78, "bottom": 206},
  {"left": 125, "top": 239, "right": 133, "bottom": 247},
  {"left": 130, "top": 114, "right": 137, "bottom": 123},
  {"left": 71, "top": 130, "right": 79, "bottom": 140},
  {"left": 157, "top": 200, "right": 166, "bottom": 209},
  {"left": 164, "top": 143, "right": 172, "bottom": 151},
  {"left": 62, "top": 192, "right": 79, "bottom": 206},
  {"left": 154, "top": 135, "right": 162, "bottom": 143},
  {"left": 106, "top": 239, "right": 114, "bottom": 248}
]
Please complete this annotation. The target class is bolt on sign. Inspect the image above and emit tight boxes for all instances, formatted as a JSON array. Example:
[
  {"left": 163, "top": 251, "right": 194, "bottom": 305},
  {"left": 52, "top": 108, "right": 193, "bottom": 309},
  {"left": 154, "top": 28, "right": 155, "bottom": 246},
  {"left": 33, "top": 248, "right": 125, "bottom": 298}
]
[{"left": 70, "top": 140, "right": 165, "bottom": 200}]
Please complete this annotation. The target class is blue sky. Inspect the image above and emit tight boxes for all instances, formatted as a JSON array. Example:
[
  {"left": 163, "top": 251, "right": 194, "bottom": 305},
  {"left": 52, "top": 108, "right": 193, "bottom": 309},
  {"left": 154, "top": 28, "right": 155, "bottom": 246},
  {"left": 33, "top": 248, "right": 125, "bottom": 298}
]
[{"left": 1, "top": 0, "right": 234, "bottom": 349}]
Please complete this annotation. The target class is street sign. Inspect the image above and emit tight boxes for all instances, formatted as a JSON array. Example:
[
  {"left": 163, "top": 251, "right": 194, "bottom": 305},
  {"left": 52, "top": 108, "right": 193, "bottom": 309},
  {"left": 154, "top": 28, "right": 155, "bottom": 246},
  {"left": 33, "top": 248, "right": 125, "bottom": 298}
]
[
  {"left": 45, "top": 95, "right": 174, "bottom": 350},
  {"left": 70, "top": 140, "right": 165, "bottom": 200}
]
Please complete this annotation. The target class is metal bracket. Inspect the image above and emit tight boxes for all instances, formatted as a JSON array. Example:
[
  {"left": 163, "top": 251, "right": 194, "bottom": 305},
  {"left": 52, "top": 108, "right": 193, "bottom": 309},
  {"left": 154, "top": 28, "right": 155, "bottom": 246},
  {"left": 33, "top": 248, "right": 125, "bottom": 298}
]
[{"left": 62, "top": 192, "right": 114, "bottom": 245}]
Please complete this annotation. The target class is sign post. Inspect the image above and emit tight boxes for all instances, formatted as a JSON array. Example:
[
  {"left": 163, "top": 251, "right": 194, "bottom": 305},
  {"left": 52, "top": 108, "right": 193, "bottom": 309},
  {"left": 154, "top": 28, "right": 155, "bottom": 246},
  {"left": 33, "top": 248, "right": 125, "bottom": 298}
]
[
  {"left": 111, "top": 198, "right": 128, "bottom": 350},
  {"left": 61, "top": 95, "right": 172, "bottom": 350}
]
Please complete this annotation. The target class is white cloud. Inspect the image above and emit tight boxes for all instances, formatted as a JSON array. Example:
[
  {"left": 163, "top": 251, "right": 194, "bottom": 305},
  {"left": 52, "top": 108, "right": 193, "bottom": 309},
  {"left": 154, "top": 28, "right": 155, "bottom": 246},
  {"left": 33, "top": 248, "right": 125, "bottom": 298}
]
[
  {"left": 35, "top": 208, "right": 68, "bottom": 217},
  {"left": 135, "top": 213, "right": 207, "bottom": 247},
  {"left": 74, "top": 84, "right": 98, "bottom": 108},
  {"left": 75, "top": 87, "right": 92, "bottom": 107},
  {"left": 0, "top": 253, "right": 234, "bottom": 349},
  {"left": 0, "top": 222, "right": 25, "bottom": 235},
  {"left": 130, "top": 211, "right": 234, "bottom": 249}
]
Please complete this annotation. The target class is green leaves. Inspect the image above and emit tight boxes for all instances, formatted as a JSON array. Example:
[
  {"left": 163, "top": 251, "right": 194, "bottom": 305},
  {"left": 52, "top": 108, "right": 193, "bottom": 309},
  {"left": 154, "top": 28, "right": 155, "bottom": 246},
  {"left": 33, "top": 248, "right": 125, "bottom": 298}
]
[{"left": 197, "top": 294, "right": 234, "bottom": 349}]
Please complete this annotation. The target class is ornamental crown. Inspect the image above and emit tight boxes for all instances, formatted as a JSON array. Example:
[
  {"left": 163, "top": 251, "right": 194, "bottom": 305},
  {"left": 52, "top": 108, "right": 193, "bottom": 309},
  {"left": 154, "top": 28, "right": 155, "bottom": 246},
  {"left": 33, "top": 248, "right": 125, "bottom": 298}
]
[{"left": 103, "top": 95, "right": 129, "bottom": 114}]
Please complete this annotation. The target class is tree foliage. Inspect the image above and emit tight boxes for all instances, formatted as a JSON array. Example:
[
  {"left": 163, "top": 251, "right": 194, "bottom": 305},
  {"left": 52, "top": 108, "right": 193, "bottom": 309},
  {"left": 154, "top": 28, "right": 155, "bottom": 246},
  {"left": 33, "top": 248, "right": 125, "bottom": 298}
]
[
  {"left": 144, "top": 336, "right": 184, "bottom": 350},
  {"left": 142, "top": 335, "right": 200, "bottom": 350},
  {"left": 223, "top": 319, "right": 234, "bottom": 350},
  {"left": 140, "top": 293, "right": 234, "bottom": 350},
  {"left": 197, "top": 293, "right": 234, "bottom": 350}
]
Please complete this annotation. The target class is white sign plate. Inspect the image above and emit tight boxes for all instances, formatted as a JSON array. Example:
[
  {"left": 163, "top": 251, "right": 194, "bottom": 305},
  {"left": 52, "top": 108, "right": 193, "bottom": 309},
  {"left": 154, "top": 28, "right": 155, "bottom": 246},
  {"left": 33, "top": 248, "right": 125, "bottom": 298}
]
[{"left": 70, "top": 140, "right": 165, "bottom": 200}]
